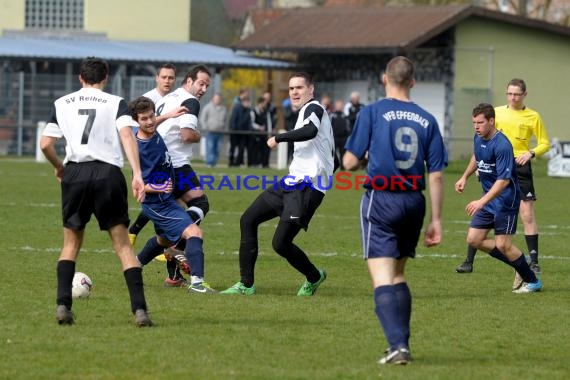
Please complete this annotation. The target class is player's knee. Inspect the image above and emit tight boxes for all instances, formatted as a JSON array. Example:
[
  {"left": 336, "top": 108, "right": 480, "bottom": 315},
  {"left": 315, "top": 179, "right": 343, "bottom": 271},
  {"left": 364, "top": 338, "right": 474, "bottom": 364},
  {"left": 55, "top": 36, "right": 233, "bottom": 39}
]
[
  {"left": 182, "top": 224, "right": 203, "bottom": 240},
  {"left": 271, "top": 235, "right": 291, "bottom": 257},
  {"left": 466, "top": 236, "right": 480, "bottom": 249},
  {"left": 156, "top": 236, "right": 170, "bottom": 247},
  {"left": 185, "top": 195, "right": 209, "bottom": 223}
]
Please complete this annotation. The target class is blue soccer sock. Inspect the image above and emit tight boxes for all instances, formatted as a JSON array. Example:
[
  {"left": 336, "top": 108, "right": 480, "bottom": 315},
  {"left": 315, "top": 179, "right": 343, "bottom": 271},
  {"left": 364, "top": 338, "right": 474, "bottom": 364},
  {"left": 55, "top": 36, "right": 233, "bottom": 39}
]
[
  {"left": 374, "top": 285, "right": 407, "bottom": 350},
  {"left": 394, "top": 282, "right": 412, "bottom": 347},
  {"left": 185, "top": 237, "right": 204, "bottom": 280},
  {"left": 510, "top": 255, "right": 538, "bottom": 283},
  {"left": 137, "top": 236, "right": 164, "bottom": 266},
  {"left": 488, "top": 247, "right": 512, "bottom": 265}
]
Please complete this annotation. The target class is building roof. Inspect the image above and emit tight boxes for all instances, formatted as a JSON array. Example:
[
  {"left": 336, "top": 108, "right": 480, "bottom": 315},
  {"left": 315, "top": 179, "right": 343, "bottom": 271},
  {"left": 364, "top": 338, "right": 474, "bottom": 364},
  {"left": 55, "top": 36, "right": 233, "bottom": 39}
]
[
  {"left": 235, "top": 5, "right": 570, "bottom": 53},
  {"left": 0, "top": 34, "right": 292, "bottom": 69}
]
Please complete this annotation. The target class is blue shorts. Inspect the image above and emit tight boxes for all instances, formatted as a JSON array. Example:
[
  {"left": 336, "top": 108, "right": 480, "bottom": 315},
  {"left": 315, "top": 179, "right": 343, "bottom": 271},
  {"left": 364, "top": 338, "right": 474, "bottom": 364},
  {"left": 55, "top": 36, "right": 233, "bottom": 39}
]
[
  {"left": 142, "top": 199, "right": 193, "bottom": 244},
  {"left": 360, "top": 190, "right": 425, "bottom": 260},
  {"left": 470, "top": 208, "right": 518, "bottom": 235}
]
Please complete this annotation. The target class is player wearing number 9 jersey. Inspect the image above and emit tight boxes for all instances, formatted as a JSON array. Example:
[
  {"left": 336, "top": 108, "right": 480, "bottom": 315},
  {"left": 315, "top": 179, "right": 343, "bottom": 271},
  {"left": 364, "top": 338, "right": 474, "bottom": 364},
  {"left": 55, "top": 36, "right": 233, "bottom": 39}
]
[
  {"left": 40, "top": 57, "right": 153, "bottom": 327},
  {"left": 343, "top": 56, "right": 447, "bottom": 365}
]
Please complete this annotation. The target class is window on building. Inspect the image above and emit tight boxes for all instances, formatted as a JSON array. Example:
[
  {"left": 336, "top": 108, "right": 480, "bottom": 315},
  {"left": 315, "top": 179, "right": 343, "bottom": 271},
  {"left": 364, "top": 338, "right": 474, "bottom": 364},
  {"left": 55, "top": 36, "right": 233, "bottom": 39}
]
[{"left": 25, "top": 0, "right": 84, "bottom": 29}]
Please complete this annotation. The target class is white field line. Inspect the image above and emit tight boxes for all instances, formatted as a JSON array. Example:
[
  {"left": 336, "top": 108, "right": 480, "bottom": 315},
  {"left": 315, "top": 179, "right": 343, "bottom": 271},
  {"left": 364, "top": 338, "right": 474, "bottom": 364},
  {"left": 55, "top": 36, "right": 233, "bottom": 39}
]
[{"left": 15, "top": 245, "right": 570, "bottom": 260}]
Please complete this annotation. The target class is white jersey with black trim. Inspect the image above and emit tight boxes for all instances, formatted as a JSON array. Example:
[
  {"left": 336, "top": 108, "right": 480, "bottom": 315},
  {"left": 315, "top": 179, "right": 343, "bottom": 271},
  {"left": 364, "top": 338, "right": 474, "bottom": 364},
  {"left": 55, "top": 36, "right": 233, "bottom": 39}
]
[
  {"left": 142, "top": 88, "right": 163, "bottom": 104},
  {"left": 155, "top": 87, "right": 200, "bottom": 168},
  {"left": 288, "top": 100, "right": 335, "bottom": 193},
  {"left": 42, "top": 87, "right": 134, "bottom": 167}
]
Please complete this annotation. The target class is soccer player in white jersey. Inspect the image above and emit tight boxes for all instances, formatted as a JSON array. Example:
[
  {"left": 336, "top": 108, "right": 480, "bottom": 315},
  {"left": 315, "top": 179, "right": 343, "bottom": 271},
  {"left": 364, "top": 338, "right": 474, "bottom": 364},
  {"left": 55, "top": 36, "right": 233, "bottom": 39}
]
[
  {"left": 221, "top": 72, "right": 334, "bottom": 296},
  {"left": 40, "top": 57, "right": 153, "bottom": 327},
  {"left": 140, "top": 63, "right": 188, "bottom": 126}
]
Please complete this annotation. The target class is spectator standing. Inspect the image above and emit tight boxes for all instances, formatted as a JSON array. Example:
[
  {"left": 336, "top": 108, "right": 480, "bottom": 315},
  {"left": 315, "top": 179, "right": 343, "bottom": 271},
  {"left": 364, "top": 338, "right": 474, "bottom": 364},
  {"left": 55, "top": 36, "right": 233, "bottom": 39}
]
[
  {"left": 200, "top": 93, "right": 227, "bottom": 167},
  {"left": 229, "top": 89, "right": 252, "bottom": 167}
]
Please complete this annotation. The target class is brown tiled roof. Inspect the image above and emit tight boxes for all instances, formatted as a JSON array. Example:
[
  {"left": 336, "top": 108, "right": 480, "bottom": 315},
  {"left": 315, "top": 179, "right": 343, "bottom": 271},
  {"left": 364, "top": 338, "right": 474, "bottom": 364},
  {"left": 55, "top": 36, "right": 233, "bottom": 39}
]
[{"left": 235, "top": 5, "right": 570, "bottom": 53}]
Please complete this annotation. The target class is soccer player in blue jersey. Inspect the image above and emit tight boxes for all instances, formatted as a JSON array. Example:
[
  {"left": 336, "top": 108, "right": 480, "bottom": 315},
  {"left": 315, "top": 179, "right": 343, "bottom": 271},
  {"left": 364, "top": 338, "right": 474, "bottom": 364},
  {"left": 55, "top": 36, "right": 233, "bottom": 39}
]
[
  {"left": 455, "top": 103, "right": 542, "bottom": 293},
  {"left": 130, "top": 96, "right": 215, "bottom": 294},
  {"left": 343, "top": 56, "right": 447, "bottom": 365}
]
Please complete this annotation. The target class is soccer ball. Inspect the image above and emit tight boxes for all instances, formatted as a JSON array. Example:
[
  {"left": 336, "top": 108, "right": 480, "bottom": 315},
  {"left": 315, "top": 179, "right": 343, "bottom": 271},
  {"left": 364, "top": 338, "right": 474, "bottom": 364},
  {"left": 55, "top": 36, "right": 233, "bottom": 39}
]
[{"left": 72, "top": 272, "right": 93, "bottom": 299}]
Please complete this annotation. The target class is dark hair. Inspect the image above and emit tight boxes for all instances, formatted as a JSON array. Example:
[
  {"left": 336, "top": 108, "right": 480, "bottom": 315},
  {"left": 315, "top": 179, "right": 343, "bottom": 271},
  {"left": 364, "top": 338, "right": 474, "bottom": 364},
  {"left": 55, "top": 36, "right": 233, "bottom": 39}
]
[
  {"left": 507, "top": 78, "right": 526, "bottom": 93},
  {"left": 129, "top": 96, "right": 155, "bottom": 121},
  {"left": 289, "top": 72, "right": 313, "bottom": 86},
  {"left": 472, "top": 103, "right": 495, "bottom": 120},
  {"left": 79, "top": 57, "right": 109, "bottom": 85},
  {"left": 157, "top": 63, "right": 176, "bottom": 75},
  {"left": 385, "top": 56, "right": 415, "bottom": 87},
  {"left": 182, "top": 64, "right": 211, "bottom": 84}
]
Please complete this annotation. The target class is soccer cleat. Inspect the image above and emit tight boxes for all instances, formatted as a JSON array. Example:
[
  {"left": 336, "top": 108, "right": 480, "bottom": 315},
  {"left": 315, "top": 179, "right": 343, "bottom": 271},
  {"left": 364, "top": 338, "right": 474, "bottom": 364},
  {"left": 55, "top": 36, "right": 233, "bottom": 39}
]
[
  {"left": 128, "top": 233, "right": 137, "bottom": 247},
  {"left": 188, "top": 282, "right": 217, "bottom": 294},
  {"left": 220, "top": 282, "right": 256, "bottom": 295},
  {"left": 512, "top": 270, "right": 524, "bottom": 291},
  {"left": 512, "top": 278, "right": 542, "bottom": 294},
  {"left": 297, "top": 269, "right": 327, "bottom": 296},
  {"left": 529, "top": 262, "right": 541, "bottom": 275},
  {"left": 165, "top": 248, "right": 190, "bottom": 274},
  {"left": 163, "top": 277, "right": 189, "bottom": 288},
  {"left": 56, "top": 305, "right": 74, "bottom": 325},
  {"left": 378, "top": 348, "right": 412, "bottom": 365},
  {"left": 455, "top": 261, "right": 473, "bottom": 273},
  {"left": 134, "top": 309, "right": 153, "bottom": 327}
]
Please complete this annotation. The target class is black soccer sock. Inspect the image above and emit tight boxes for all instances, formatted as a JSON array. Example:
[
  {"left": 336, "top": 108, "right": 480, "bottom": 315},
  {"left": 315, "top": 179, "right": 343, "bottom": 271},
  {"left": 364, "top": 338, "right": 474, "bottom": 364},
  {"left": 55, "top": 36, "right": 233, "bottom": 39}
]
[
  {"left": 466, "top": 245, "right": 477, "bottom": 263},
  {"left": 525, "top": 234, "right": 539, "bottom": 263},
  {"left": 394, "top": 282, "right": 412, "bottom": 347},
  {"left": 56, "top": 260, "right": 75, "bottom": 309},
  {"left": 124, "top": 267, "right": 147, "bottom": 314},
  {"left": 510, "top": 255, "right": 538, "bottom": 284},
  {"left": 166, "top": 258, "right": 184, "bottom": 280},
  {"left": 129, "top": 212, "right": 151, "bottom": 235},
  {"left": 137, "top": 236, "right": 164, "bottom": 266}
]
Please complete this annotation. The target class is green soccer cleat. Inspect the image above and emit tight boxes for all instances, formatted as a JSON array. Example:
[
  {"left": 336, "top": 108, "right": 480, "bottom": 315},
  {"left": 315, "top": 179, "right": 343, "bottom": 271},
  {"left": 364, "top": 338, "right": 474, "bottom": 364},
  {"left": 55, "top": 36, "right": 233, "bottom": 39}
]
[
  {"left": 297, "top": 269, "right": 327, "bottom": 296},
  {"left": 220, "top": 282, "right": 256, "bottom": 295}
]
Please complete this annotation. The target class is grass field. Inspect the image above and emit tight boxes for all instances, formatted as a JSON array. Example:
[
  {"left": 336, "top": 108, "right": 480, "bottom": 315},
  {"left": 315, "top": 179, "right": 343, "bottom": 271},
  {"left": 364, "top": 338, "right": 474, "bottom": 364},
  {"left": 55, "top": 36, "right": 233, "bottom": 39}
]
[{"left": 1, "top": 157, "right": 569, "bottom": 380}]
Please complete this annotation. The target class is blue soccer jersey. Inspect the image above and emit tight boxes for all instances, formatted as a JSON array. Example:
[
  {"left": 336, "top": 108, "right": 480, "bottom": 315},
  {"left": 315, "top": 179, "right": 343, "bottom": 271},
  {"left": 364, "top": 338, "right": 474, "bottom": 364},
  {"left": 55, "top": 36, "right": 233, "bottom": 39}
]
[
  {"left": 345, "top": 98, "right": 447, "bottom": 190},
  {"left": 473, "top": 131, "right": 520, "bottom": 213},
  {"left": 137, "top": 132, "right": 175, "bottom": 204}
]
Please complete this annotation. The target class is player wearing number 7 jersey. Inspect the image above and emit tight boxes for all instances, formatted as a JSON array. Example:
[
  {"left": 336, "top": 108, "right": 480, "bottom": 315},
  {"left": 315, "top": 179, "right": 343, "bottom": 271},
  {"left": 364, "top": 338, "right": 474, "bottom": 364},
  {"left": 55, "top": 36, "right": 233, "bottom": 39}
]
[
  {"left": 40, "top": 57, "right": 153, "bottom": 327},
  {"left": 343, "top": 56, "right": 447, "bottom": 365}
]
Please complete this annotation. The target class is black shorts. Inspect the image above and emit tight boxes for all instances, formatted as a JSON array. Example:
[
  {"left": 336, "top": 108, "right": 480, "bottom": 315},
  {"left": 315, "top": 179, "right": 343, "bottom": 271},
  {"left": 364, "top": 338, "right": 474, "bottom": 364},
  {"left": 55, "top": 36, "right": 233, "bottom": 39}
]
[
  {"left": 61, "top": 161, "right": 129, "bottom": 231},
  {"left": 172, "top": 164, "right": 201, "bottom": 199},
  {"left": 261, "top": 183, "right": 325, "bottom": 230},
  {"left": 516, "top": 161, "right": 536, "bottom": 201}
]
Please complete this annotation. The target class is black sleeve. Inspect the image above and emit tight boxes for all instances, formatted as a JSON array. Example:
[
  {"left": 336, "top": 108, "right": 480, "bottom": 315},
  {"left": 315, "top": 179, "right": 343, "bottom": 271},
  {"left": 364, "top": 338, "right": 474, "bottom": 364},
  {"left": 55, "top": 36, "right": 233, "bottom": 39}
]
[
  {"left": 275, "top": 124, "right": 318, "bottom": 143},
  {"left": 275, "top": 103, "right": 322, "bottom": 143},
  {"left": 116, "top": 99, "right": 130, "bottom": 118},
  {"left": 182, "top": 98, "right": 201, "bottom": 117},
  {"left": 47, "top": 105, "right": 58, "bottom": 124}
]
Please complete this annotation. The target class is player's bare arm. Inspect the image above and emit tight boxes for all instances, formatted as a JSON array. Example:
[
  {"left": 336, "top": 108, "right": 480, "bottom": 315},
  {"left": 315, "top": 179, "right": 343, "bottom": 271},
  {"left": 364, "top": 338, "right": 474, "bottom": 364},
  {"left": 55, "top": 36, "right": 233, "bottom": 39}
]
[
  {"left": 155, "top": 106, "right": 188, "bottom": 126},
  {"left": 425, "top": 171, "right": 444, "bottom": 247},
  {"left": 180, "top": 128, "right": 201, "bottom": 143},
  {"left": 118, "top": 127, "right": 145, "bottom": 203},
  {"left": 39, "top": 135, "right": 65, "bottom": 181},
  {"left": 455, "top": 154, "right": 477, "bottom": 193},
  {"left": 342, "top": 150, "right": 361, "bottom": 171}
]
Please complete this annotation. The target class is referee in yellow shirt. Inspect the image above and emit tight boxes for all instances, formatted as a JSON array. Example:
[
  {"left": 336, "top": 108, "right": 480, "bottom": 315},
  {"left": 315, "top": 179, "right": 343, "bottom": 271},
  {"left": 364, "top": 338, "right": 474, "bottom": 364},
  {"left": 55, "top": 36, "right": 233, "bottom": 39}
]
[{"left": 456, "top": 79, "right": 549, "bottom": 285}]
